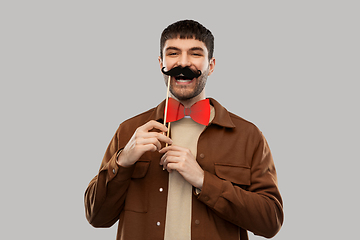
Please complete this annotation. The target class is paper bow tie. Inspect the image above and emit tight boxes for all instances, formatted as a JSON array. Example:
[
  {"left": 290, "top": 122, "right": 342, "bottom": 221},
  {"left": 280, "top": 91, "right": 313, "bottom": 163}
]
[{"left": 165, "top": 98, "right": 210, "bottom": 126}]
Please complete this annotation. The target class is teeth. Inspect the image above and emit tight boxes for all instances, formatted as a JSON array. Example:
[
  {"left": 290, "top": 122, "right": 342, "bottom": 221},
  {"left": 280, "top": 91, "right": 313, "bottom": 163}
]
[{"left": 176, "top": 79, "right": 191, "bottom": 82}]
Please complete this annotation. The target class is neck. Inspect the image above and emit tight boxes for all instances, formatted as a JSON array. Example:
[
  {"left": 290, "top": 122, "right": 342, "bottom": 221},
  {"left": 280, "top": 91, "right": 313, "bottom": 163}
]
[{"left": 170, "top": 91, "right": 206, "bottom": 108}]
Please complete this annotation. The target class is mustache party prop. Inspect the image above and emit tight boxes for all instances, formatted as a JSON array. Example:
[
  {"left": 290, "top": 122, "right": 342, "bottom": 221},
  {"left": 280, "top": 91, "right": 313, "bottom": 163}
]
[
  {"left": 162, "top": 66, "right": 202, "bottom": 79},
  {"left": 162, "top": 66, "right": 201, "bottom": 151}
]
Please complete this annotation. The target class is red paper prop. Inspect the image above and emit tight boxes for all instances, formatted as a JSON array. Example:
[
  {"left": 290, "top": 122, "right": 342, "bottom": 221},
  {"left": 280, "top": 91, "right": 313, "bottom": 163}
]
[{"left": 165, "top": 98, "right": 210, "bottom": 126}]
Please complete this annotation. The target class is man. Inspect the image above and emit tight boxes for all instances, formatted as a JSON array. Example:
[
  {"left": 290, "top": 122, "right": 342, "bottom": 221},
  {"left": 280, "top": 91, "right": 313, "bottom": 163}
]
[{"left": 85, "top": 20, "right": 283, "bottom": 240}]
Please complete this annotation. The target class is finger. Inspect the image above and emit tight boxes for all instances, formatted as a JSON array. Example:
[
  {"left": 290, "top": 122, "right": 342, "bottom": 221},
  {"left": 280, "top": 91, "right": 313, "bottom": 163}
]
[
  {"left": 160, "top": 152, "right": 171, "bottom": 167},
  {"left": 159, "top": 145, "right": 184, "bottom": 154},
  {"left": 159, "top": 146, "right": 171, "bottom": 154},
  {"left": 161, "top": 154, "right": 184, "bottom": 170},
  {"left": 166, "top": 162, "right": 176, "bottom": 172},
  {"left": 160, "top": 151, "right": 176, "bottom": 166},
  {"left": 139, "top": 120, "right": 168, "bottom": 133},
  {"left": 136, "top": 137, "right": 162, "bottom": 151},
  {"left": 137, "top": 143, "right": 159, "bottom": 153},
  {"left": 161, "top": 155, "right": 174, "bottom": 171},
  {"left": 160, "top": 152, "right": 166, "bottom": 166},
  {"left": 136, "top": 131, "right": 172, "bottom": 146},
  {"left": 149, "top": 132, "right": 173, "bottom": 145}
]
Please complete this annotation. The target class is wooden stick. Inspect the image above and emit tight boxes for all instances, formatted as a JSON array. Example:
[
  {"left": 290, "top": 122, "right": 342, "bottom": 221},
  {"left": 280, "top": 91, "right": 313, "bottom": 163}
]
[
  {"left": 163, "top": 75, "right": 171, "bottom": 126},
  {"left": 164, "top": 75, "right": 171, "bottom": 147},
  {"left": 167, "top": 122, "right": 171, "bottom": 136}
]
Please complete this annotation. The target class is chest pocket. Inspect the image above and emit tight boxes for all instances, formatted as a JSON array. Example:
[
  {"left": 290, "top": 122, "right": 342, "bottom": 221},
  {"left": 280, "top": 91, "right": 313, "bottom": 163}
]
[
  {"left": 214, "top": 163, "right": 251, "bottom": 186},
  {"left": 124, "top": 160, "right": 151, "bottom": 213}
]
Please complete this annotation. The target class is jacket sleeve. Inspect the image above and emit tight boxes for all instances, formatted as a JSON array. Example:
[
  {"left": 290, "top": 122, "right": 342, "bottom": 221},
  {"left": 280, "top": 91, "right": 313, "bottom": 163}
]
[
  {"left": 197, "top": 133, "right": 284, "bottom": 238},
  {"left": 84, "top": 125, "right": 135, "bottom": 228}
]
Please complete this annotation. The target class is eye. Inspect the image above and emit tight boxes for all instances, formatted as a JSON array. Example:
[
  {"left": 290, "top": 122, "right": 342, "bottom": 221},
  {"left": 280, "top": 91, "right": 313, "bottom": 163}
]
[
  {"left": 191, "top": 52, "right": 203, "bottom": 57},
  {"left": 167, "top": 52, "right": 179, "bottom": 56}
]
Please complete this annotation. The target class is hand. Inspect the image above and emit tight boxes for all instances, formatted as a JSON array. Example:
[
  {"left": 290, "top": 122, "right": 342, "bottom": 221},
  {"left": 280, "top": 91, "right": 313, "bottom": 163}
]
[
  {"left": 159, "top": 145, "right": 204, "bottom": 189},
  {"left": 117, "top": 120, "right": 173, "bottom": 167}
]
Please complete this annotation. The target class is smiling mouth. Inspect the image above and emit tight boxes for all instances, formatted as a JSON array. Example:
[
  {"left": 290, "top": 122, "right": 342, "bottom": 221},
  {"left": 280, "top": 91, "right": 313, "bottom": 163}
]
[{"left": 175, "top": 75, "right": 194, "bottom": 83}]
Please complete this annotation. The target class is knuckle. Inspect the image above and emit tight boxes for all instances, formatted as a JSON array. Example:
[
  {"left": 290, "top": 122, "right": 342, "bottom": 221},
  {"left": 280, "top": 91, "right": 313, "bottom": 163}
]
[
  {"left": 136, "top": 125, "right": 143, "bottom": 131},
  {"left": 151, "top": 145, "right": 157, "bottom": 152},
  {"left": 148, "top": 120, "right": 157, "bottom": 126},
  {"left": 134, "top": 139, "right": 141, "bottom": 145},
  {"left": 134, "top": 130, "right": 141, "bottom": 138},
  {"left": 134, "top": 144, "right": 142, "bottom": 151}
]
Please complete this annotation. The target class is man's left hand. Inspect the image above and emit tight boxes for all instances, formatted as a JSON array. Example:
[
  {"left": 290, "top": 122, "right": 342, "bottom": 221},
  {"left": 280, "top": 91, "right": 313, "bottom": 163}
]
[{"left": 159, "top": 145, "right": 204, "bottom": 189}]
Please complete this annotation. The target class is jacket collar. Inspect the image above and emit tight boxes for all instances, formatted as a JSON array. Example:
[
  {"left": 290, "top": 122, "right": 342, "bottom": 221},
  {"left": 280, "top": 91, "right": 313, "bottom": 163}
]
[{"left": 148, "top": 97, "right": 236, "bottom": 129}]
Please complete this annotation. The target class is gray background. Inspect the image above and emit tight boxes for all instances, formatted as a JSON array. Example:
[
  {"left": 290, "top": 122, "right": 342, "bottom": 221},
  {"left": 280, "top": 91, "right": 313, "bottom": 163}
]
[{"left": 1, "top": 0, "right": 359, "bottom": 239}]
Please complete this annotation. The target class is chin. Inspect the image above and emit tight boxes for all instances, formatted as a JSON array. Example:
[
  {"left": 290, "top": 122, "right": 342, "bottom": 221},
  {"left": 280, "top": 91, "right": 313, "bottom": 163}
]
[{"left": 172, "top": 92, "right": 200, "bottom": 101}]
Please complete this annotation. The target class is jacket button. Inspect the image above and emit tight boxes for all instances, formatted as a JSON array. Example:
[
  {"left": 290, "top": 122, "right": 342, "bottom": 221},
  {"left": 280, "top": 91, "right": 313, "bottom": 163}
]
[
  {"left": 195, "top": 220, "right": 200, "bottom": 225},
  {"left": 156, "top": 221, "right": 161, "bottom": 226},
  {"left": 159, "top": 188, "right": 163, "bottom": 192},
  {"left": 199, "top": 153, "right": 205, "bottom": 158}
]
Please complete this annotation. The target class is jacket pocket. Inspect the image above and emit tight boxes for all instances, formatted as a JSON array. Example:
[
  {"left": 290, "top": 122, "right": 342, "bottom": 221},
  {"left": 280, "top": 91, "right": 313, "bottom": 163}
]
[
  {"left": 214, "top": 163, "right": 251, "bottom": 186},
  {"left": 124, "top": 160, "right": 151, "bottom": 213}
]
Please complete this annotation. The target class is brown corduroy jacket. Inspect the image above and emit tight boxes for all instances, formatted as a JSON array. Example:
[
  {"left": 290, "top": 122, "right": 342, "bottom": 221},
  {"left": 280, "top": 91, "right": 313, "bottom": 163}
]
[{"left": 84, "top": 98, "right": 283, "bottom": 240}]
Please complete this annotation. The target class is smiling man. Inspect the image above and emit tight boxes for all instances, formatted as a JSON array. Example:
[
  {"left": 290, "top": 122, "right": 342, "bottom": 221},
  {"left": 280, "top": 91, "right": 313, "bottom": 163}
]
[
  {"left": 160, "top": 37, "right": 214, "bottom": 105},
  {"left": 85, "top": 20, "right": 283, "bottom": 240}
]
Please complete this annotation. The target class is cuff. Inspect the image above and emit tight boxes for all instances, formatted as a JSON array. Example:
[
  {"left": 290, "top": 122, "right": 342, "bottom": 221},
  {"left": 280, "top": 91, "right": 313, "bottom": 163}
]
[
  {"left": 105, "top": 149, "right": 135, "bottom": 184},
  {"left": 197, "top": 171, "right": 223, "bottom": 208}
]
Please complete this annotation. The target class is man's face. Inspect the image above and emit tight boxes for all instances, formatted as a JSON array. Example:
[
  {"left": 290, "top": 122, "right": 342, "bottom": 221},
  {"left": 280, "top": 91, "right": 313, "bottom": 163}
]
[{"left": 159, "top": 38, "right": 215, "bottom": 101}]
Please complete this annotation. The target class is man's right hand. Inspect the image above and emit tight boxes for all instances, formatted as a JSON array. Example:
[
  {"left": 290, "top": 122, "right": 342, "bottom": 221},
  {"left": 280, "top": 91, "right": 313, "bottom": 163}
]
[{"left": 117, "top": 120, "right": 172, "bottom": 167}]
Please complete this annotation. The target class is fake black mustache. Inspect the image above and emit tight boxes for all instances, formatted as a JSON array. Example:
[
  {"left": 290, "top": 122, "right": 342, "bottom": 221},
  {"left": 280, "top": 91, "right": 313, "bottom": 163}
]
[{"left": 161, "top": 66, "right": 202, "bottom": 79}]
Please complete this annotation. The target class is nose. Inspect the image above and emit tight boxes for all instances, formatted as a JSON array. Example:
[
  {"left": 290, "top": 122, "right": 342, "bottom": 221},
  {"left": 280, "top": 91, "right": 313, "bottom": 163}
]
[{"left": 178, "top": 53, "right": 191, "bottom": 67}]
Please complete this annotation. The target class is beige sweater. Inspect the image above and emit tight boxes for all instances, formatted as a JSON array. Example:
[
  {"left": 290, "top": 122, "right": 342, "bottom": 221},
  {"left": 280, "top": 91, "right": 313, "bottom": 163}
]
[{"left": 164, "top": 107, "right": 215, "bottom": 240}]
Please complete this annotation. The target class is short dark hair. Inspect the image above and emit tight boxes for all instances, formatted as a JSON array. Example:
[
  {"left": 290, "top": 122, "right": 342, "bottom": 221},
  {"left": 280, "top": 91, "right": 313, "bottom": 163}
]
[{"left": 160, "top": 20, "right": 214, "bottom": 60}]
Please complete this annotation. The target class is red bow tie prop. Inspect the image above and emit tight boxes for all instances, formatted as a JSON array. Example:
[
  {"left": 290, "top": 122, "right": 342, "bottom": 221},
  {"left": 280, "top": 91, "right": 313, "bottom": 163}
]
[{"left": 165, "top": 98, "right": 210, "bottom": 126}]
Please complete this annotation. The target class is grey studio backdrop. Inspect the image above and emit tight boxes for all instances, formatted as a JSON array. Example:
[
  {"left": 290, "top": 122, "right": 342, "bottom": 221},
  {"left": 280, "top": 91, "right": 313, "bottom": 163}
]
[{"left": 1, "top": 1, "right": 359, "bottom": 239}]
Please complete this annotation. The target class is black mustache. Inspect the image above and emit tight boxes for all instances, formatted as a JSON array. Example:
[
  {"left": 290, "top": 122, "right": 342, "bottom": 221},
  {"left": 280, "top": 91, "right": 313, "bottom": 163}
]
[{"left": 161, "top": 66, "right": 202, "bottom": 79}]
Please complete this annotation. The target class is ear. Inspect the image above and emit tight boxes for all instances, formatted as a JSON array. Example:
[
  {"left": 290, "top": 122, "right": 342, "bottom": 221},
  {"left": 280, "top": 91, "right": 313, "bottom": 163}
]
[
  {"left": 208, "top": 57, "right": 216, "bottom": 76},
  {"left": 158, "top": 56, "right": 164, "bottom": 71}
]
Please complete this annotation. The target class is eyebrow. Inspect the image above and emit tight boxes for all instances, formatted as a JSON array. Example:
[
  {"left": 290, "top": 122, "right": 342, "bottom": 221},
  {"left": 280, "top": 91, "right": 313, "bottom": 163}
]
[
  {"left": 165, "top": 47, "right": 181, "bottom": 52},
  {"left": 165, "top": 46, "right": 205, "bottom": 52},
  {"left": 188, "top": 47, "right": 204, "bottom": 52}
]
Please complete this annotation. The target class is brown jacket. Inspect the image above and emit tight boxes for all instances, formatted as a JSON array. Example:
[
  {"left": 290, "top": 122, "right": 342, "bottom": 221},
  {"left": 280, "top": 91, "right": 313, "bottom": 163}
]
[{"left": 84, "top": 98, "right": 283, "bottom": 240}]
